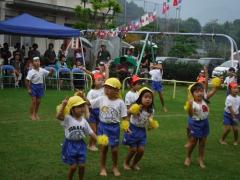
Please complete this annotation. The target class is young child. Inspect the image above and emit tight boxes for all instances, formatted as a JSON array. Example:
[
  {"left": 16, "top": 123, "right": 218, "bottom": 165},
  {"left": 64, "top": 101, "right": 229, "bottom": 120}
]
[
  {"left": 89, "top": 78, "right": 128, "bottom": 177},
  {"left": 125, "top": 75, "right": 141, "bottom": 109},
  {"left": 56, "top": 95, "right": 97, "bottom": 180},
  {"left": 86, "top": 73, "right": 104, "bottom": 151},
  {"left": 25, "top": 56, "right": 52, "bottom": 120},
  {"left": 224, "top": 67, "right": 237, "bottom": 95},
  {"left": 220, "top": 82, "right": 240, "bottom": 145},
  {"left": 123, "top": 87, "right": 154, "bottom": 170},
  {"left": 149, "top": 60, "right": 167, "bottom": 112},
  {"left": 184, "top": 82, "right": 212, "bottom": 169}
]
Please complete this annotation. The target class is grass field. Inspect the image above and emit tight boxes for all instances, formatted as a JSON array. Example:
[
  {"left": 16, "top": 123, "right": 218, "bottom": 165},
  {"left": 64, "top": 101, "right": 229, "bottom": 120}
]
[{"left": 0, "top": 85, "right": 240, "bottom": 180}]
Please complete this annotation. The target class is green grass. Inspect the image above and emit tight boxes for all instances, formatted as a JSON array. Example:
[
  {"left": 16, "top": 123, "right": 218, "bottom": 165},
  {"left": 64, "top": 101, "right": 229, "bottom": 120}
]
[{"left": 0, "top": 86, "right": 240, "bottom": 180}]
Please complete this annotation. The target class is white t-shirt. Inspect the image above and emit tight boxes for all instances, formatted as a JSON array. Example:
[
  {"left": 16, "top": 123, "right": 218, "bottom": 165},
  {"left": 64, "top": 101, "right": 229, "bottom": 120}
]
[
  {"left": 125, "top": 91, "right": 139, "bottom": 106},
  {"left": 130, "top": 110, "right": 151, "bottom": 128},
  {"left": 224, "top": 95, "right": 240, "bottom": 114},
  {"left": 87, "top": 88, "right": 104, "bottom": 101},
  {"left": 61, "top": 115, "right": 93, "bottom": 140},
  {"left": 224, "top": 76, "right": 237, "bottom": 87},
  {"left": 191, "top": 100, "right": 209, "bottom": 121},
  {"left": 149, "top": 69, "right": 162, "bottom": 81},
  {"left": 26, "top": 67, "right": 49, "bottom": 84},
  {"left": 90, "top": 96, "right": 127, "bottom": 123}
]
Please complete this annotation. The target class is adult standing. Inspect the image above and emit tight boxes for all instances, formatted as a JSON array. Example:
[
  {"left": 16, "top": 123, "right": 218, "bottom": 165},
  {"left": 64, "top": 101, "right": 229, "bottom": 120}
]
[
  {"left": 44, "top": 43, "right": 56, "bottom": 66},
  {"left": 96, "top": 45, "right": 111, "bottom": 65},
  {"left": 0, "top": 43, "right": 11, "bottom": 65}
]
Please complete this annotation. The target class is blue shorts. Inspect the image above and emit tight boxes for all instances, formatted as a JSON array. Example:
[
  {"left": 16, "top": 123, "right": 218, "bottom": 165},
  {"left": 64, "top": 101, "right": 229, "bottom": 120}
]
[
  {"left": 223, "top": 111, "right": 238, "bottom": 126},
  {"left": 31, "top": 83, "right": 44, "bottom": 98},
  {"left": 151, "top": 81, "right": 163, "bottom": 92},
  {"left": 188, "top": 117, "right": 209, "bottom": 138},
  {"left": 123, "top": 123, "right": 146, "bottom": 148},
  {"left": 88, "top": 108, "right": 100, "bottom": 124},
  {"left": 62, "top": 139, "right": 86, "bottom": 165},
  {"left": 98, "top": 121, "right": 120, "bottom": 147}
]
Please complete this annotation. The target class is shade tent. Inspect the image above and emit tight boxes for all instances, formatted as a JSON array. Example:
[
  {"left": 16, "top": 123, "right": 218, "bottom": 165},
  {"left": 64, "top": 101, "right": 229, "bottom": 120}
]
[{"left": 0, "top": 13, "right": 80, "bottom": 38}]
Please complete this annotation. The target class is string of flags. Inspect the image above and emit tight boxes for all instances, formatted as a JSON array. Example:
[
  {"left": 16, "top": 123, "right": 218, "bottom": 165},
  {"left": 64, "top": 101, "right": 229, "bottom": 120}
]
[
  {"left": 163, "top": 0, "right": 183, "bottom": 14},
  {"left": 95, "top": 10, "right": 157, "bottom": 39}
]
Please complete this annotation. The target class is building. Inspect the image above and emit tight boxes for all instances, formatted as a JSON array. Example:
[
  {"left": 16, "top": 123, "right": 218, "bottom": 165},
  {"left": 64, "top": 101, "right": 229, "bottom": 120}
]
[{"left": 0, "top": 0, "right": 85, "bottom": 55}]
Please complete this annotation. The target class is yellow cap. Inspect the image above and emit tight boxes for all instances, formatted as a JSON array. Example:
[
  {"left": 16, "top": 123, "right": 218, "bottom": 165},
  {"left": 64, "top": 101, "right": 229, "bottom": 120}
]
[
  {"left": 64, "top": 96, "right": 86, "bottom": 114},
  {"left": 104, "top": 78, "right": 121, "bottom": 89},
  {"left": 138, "top": 87, "right": 153, "bottom": 95}
]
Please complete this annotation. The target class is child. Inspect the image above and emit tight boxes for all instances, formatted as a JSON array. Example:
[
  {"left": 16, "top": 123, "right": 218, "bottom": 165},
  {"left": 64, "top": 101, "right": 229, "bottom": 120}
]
[
  {"left": 184, "top": 82, "right": 212, "bottom": 169},
  {"left": 220, "top": 82, "right": 240, "bottom": 145},
  {"left": 149, "top": 60, "right": 167, "bottom": 112},
  {"left": 123, "top": 87, "right": 154, "bottom": 170},
  {"left": 125, "top": 75, "right": 141, "bottom": 109},
  {"left": 89, "top": 78, "right": 128, "bottom": 176},
  {"left": 56, "top": 95, "right": 97, "bottom": 180},
  {"left": 224, "top": 67, "right": 237, "bottom": 95},
  {"left": 196, "top": 70, "right": 205, "bottom": 84},
  {"left": 25, "top": 56, "right": 52, "bottom": 120},
  {"left": 86, "top": 73, "right": 104, "bottom": 151}
]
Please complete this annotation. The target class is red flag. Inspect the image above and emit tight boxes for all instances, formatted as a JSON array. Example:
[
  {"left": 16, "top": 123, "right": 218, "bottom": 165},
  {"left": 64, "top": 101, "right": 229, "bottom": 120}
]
[
  {"left": 173, "top": 0, "right": 178, "bottom": 6},
  {"left": 162, "top": 2, "right": 170, "bottom": 14}
]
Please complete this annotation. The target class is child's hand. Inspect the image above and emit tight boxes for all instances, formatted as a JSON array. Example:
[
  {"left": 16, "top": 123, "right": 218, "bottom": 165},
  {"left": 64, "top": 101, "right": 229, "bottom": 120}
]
[
  {"left": 28, "top": 88, "right": 31, "bottom": 95},
  {"left": 125, "top": 128, "right": 132, "bottom": 134},
  {"left": 74, "top": 89, "right": 85, "bottom": 98},
  {"left": 62, "top": 97, "right": 69, "bottom": 107}
]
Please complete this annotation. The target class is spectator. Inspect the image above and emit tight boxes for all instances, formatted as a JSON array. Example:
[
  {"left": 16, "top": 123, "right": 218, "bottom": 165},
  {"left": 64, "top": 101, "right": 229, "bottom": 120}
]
[
  {"left": 58, "top": 43, "right": 66, "bottom": 59},
  {"left": 13, "top": 42, "right": 24, "bottom": 63},
  {"left": 57, "top": 54, "right": 69, "bottom": 89},
  {"left": 28, "top": 43, "right": 40, "bottom": 61},
  {"left": 74, "top": 46, "right": 85, "bottom": 65},
  {"left": 97, "top": 45, "right": 111, "bottom": 65},
  {"left": 0, "top": 43, "right": 12, "bottom": 65},
  {"left": 140, "top": 50, "right": 150, "bottom": 79},
  {"left": 116, "top": 57, "right": 130, "bottom": 83},
  {"left": 44, "top": 43, "right": 56, "bottom": 66},
  {"left": 10, "top": 52, "right": 23, "bottom": 87}
]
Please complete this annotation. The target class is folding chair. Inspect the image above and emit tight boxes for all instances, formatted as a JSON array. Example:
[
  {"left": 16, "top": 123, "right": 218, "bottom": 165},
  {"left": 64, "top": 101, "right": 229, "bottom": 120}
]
[
  {"left": 58, "top": 67, "right": 72, "bottom": 90},
  {"left": 44, "top": 66, "right": 58, "bottom": 89},
  {"left": 72, "top": 68, "right": 86, "bottom": 91},
  {"left": 0, "top": 65, "right": 16, "bottom": 89}
]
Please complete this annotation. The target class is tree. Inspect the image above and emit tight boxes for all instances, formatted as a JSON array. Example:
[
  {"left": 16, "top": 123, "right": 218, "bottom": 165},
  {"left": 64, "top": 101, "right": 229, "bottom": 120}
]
[
  {"left": 180, "top": 18, "right": 201, "bottom": 33},
  {"left": 168, "top": 36, "right": 197, "bottom": 58},
  {"left": 74, "top": 0, "right": 122, "bottom": 29}
]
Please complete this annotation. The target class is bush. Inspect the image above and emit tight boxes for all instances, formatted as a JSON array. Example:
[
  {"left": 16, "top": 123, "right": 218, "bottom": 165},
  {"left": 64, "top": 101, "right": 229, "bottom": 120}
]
[{"left": 162, "top": 62, "right": 202, "bottom": 81}]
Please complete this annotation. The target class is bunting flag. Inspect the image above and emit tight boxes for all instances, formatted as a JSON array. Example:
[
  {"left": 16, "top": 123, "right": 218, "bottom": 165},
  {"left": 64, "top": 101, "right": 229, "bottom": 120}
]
[
  {"left": 162, "top": 2, "right": 170, "bottom": 14},
  {"left": 173, "top": 0, "right": 178, "bottom": 6}
]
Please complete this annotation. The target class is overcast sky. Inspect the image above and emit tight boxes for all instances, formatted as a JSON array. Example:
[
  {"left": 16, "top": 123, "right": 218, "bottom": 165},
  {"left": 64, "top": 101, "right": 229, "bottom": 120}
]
[{"left": 132, "top": 0, "right": 240, "bottom": 25}]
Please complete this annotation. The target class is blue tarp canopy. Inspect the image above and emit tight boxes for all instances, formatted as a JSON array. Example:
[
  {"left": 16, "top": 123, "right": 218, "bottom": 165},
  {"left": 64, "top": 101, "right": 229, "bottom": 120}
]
[{"left": 0, "top": 13, "right": 80, "bottom": 38}]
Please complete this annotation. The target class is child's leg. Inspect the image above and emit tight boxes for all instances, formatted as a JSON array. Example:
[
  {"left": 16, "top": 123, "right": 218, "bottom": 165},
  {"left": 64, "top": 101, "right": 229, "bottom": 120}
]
[
  {"left": 198, "top": 137, "right": 207, "bottom": 168},
  {"left": 88, "top": 123, "right": 97, "bottom": 150},
  {"left": 184, "top": 126, "right": 191, "bottom": 148},
  {"left": 158, "top": 92, "right": 167, "bottom": 112},
  {"left": 111, "top": 146, "right": 121, "bottom": 176},
  {"left": 99, "top": 145, "right": 108, "bottom": 176},
  {"left": 67, "top": 164, "right": 77, "bottom": 180},
  {"left": 184, "top": 136, "right": 197, "bottom": 166},
  {"left": 78, "top": 164, "right": 85, "bottom": 180},
  {"left": 131, "top": 146, "right": 144, "bottom": 170},
  {"left": 30, "top": 97, "right": 37, "bottom": 120},
  {"left": 35, "top": 98, "right": 41, "bottom": 120},
  {"left": 232, "top": 126, "right": 238, "bottom": 145},
  {"left": 124, "top": 147, "right": 137, "bottom": 170},
  {"left": 220, "top": 125, "right": 231, "bottom": 144}
]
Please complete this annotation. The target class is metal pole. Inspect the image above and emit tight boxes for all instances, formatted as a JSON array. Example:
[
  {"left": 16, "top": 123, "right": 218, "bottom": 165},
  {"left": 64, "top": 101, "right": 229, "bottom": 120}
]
[
  {"left": 124, "top": 0, "right": 127, "bottom": 25},
  {"left": 135, "top": 33, "right": 149, "bottom": 75}
]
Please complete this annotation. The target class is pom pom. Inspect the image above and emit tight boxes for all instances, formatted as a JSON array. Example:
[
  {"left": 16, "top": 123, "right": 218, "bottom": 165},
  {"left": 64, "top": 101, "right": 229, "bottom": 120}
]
[
  {"left": 184, "top": 101, "right": 190, "bottom": 112},
  {"left": 149, "top": 118, "right": 159, "bottom": 129},
  {"left": 97, "top": 135, "right": 109, "bottom": 146},
  {"left": 211, "top": 77, "right": 221, "bottom": 88},
  {"left": 129, "top": 103, "right": 140, "bottom": 115},
  {"left": 120, "top": 120, "right": 130, "bottom": 131}
]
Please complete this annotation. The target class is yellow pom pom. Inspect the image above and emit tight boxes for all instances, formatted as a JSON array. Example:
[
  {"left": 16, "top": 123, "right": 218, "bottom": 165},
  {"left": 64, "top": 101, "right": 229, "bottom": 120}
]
[
  {"left": 97, "top": 135, "right": 109, "bottom": 146},
  {"left": 129, "top": 103, "right": 140, "bottom": 115},
  {"left": 184, "top": 101, "right": 190, "bottom": 112},
  {"left": 149, "top": 118, "right": 159, "bottom": 129},
  {"left": 120, "top": 120, "right": 130, "bottom": 131},
  {"left": 211, "top": 77, "right": 221, "bottom": 88}
]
